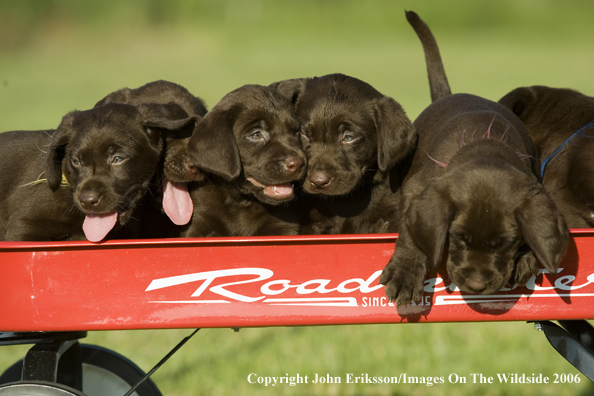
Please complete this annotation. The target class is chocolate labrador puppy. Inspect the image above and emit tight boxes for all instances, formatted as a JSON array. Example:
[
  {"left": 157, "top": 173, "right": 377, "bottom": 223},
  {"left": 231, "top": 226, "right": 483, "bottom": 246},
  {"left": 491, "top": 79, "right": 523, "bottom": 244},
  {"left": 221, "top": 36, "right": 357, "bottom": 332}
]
[
  {"left": 178, "top": 84, "right": 305, "bottom": 236},
  {"left": 96, "top": 80, "right": 208, "bottom": 226},
  {"left": 380, "top": 11, "right": 569, "bottom": 305},
  {"left": 0, "top": 102, "right": 194, "bottom": 242},
  {"left": 270, "top": 73, "right": 416, "bottom": 234},
  {"left": 95, "top": 79, "right": 207, "bottom": 117},
  {"left": 0, "top": 129, "right": 78, "bottom": 241},
  {"left": 499, "top": 86, "right": 594, "bottom": 228}
]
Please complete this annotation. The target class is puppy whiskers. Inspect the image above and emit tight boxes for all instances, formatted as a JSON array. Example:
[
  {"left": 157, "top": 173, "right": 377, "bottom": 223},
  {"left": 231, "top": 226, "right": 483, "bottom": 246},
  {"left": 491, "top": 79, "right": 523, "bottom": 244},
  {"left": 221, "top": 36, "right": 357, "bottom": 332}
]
[
  {"left": 145, "top": 185, "right": 156, "bottom": 199},
  {"left": 63, "top": 199, "right": 81, "bottom": 218}
]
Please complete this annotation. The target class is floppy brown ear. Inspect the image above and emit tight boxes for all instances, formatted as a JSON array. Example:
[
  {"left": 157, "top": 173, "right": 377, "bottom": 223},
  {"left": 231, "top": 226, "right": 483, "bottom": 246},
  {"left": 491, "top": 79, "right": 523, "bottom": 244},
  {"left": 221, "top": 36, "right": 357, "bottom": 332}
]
[
  {"left": 269, "top": 78, "right": 307, "bottom": 106},
  {"left": 186, "top": 107, "right": 242, "bottom": 181},
  {"left": 374, "top": 96, "right": 417, "bottom": 172},
  {"left": 136, "top": 103, "right": 200, "bottom": 150},
  {"left": 498, "top": 87, "right": 538, "bottom": 121},
  {"left": 45, "top": 112, "right": 77, "bottom": 191},
  {"left": 516, "top": 185, "right": 569, "bottom": 273},
  {"left": 406, "top": 181, "right": 454, "bottom": 269},
  {"left": 94, "top": 87, "right": 131, "bottom": 107},
  {"left": 138, "top": 103, "right": 199, "bottom": 131}
]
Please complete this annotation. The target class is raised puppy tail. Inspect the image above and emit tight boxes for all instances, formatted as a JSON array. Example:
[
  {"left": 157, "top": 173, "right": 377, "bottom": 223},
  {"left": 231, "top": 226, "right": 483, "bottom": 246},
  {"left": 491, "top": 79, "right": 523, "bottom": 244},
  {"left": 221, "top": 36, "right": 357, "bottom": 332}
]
[{"left": 406, "top": 10, "right": 452, "bottom": 102}]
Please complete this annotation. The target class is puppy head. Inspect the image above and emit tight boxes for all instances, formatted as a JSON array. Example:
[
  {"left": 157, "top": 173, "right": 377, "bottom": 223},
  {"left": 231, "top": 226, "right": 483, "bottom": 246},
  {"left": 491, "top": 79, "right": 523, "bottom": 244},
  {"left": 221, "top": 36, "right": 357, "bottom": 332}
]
[
  {"left": 499, "top": 85, "right": 594, "bottom": 140},
  {"left": 161, "top": 137, "right": 205, "bottom": 183},
  {"left": 95, "top": 79, "right": 208, "bottom": 119},
  {"left": 500, "top": 86, "right": 594, "bottom": 226},
  {"left": 95, "top": 80, "right": 208, "bottom": 225},
  {"left": 95, "top": 79, "right": 208, "bottom": 183},
  {"left": 45, "top": 102, "right": 197, "bottom": 241},
  {"left": 275, "top": 74, "right": 415, "bottom": 196},
  {"left": 407, "top": 164, "right": 568, "bottom": 294},
  {"left": 187, "top": 84, "right": 306, "bottom": 205}
]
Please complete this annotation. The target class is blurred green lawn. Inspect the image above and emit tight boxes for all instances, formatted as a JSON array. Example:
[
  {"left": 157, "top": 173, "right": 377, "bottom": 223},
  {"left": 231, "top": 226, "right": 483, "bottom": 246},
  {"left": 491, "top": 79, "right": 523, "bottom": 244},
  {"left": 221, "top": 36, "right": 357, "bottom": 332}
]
[{"left": 1, "top": 1, "right": 594, "bottom": 395}]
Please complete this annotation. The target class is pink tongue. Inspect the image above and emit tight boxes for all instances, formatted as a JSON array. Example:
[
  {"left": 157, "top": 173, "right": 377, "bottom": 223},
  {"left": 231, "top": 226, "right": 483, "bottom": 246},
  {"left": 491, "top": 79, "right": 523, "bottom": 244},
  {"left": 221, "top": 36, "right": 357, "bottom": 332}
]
[
  {"left": 163, "top": 179, "right": 193, "bottom": 225},
  {"left": 263, "top": 183, "right": 294, "bottom": 198},
  {"left": 83, "top": 212, "right": 118, "bottom": 243}
]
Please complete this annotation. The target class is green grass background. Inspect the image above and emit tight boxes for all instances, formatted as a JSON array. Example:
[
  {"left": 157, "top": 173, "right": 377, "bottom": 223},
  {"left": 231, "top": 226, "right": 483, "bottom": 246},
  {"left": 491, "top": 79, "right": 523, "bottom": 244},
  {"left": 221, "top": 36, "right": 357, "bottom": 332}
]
[{"left": 2, "top": 1, "right": 594, "bottom": 395}]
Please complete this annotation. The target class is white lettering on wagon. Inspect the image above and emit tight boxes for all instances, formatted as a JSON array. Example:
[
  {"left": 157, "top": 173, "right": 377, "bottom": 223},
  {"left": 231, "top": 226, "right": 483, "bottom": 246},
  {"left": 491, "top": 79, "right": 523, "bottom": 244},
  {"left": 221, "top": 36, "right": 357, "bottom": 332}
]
[
  {"left": 146, "top": 268, "right": 272, "bottom": 302},
  {"left": 146, "top": 269, "right": 383, "bottom": 306},
  {"left": 145, "top": 267, "right": 594, "bottom": 307},
  {"left": 432, "top": 268, "right": 594, "bottom": 306}
]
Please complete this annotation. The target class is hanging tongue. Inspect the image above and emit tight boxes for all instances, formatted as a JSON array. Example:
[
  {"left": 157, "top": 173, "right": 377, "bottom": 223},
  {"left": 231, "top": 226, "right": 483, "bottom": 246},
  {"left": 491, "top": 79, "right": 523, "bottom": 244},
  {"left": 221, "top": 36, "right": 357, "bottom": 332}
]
[
  {"left": 83, "top": 212, "right": 118, "bottom": 243},
  {"left": 163, "top": 179, "right": 193, "bottom": 225},
  {"left": 263, "top": 183, "right": 294, "bottom": 198}
]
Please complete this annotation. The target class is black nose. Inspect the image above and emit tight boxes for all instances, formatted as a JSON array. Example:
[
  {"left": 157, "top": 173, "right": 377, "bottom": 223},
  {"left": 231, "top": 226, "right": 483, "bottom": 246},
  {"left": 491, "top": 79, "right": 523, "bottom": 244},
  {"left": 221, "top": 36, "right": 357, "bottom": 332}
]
[
  {"left": 309, "top": 171, "right": 332, "bottom": 187},
  {"left": 284, "top": 156, "right": 304, "bottom": 173},
  {"left": 79, "top": 190, "right": 102, "bottom": 209}
]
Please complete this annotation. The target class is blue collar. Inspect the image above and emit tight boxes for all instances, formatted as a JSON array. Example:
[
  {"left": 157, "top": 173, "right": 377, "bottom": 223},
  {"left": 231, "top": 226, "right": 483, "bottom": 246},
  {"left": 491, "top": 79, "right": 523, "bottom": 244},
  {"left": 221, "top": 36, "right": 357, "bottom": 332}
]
[{"left": 540, "top": 119, "right": 594, "bottom": 178}]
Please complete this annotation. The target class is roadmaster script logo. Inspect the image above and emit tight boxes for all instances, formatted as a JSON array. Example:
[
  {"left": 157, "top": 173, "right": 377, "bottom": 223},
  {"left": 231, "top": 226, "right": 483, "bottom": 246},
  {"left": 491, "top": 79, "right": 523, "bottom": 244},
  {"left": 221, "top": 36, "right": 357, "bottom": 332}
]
[{"left": 145, "top": 268, "right": 594, "bottom": 307}]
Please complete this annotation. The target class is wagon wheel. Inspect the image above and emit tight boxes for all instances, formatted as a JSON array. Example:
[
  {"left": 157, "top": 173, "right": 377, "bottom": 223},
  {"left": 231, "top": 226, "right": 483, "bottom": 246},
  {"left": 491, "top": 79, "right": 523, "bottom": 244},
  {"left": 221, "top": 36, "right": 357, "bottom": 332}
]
[
  {"left": 0, "top": 381, "right": 86, "bottom": 395},
  {"left": 0, "top": 344, "right": 162, "bottom": 396}
]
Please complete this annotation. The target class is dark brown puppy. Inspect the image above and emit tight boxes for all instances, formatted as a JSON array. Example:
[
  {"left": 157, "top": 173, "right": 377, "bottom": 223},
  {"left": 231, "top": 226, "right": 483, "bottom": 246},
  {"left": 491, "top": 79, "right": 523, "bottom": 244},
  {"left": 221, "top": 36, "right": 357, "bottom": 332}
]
[
  {"left": 179, "top": 84, "right": 305, "bottom": 236},
  {"left": 499, "top": 86, "right": 594, "bottom": 228},
  {"left": 0, "top": 129, "right": 80, "bottom": 241},
  {"left": 96, "top": 80, "right": 208, "bottom": 226},
  {"left": 95, "top": 79, "right": 207, "bottom": 117},
  {"left": 270, "top": 73, "right": 416, "bottom": 234},
  {"left": 380, "top": 11, "right": 568, "bottom": 305},
  {"left": 0, "top": 102, "right": 194, "bottom": 242}
]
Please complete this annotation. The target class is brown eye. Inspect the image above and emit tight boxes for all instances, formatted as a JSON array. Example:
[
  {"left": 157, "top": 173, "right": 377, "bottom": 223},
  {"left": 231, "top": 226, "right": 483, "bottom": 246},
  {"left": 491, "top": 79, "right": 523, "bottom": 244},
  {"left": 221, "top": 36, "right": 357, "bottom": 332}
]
[{"left": 71, "top": 158, "right": 81, "bottom": 168}]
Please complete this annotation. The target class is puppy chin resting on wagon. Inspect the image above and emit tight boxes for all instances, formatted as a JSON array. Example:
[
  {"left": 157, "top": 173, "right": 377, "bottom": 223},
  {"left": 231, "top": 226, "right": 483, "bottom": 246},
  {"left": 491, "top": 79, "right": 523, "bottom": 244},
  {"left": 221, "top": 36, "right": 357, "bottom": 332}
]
[{"left": 380, "top": 11, "right": 569, "bottom": 305}]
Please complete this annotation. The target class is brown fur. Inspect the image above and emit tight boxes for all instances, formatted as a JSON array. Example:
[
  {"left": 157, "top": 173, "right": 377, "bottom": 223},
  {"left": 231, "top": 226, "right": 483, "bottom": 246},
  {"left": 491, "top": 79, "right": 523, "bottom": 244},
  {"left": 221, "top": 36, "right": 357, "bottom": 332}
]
[
  {"left": 0, "top": 102, "right": 194, "bottom": 241},
  {"left": 96, "top": 80, "right": 208, "bottom": 184},
  {"left": 380, "top": 12, "right": 568, "bottom": 305},
  {"left": 499, "top": 86, "right": 594, "bottom": 228},
  {"left": 271, "top": 73, "right": 416, "bottom": 234},
  {"left": 177, "top": 84, "right": 306, "bottom": 237}
]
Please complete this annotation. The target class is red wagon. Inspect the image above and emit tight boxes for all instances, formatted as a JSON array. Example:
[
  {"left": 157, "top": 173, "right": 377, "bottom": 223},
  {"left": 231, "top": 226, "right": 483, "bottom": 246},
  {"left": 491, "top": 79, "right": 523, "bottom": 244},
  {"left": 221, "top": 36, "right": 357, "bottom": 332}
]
[{"left": 1, "top": 232, "right": 593, "bottom": 394}]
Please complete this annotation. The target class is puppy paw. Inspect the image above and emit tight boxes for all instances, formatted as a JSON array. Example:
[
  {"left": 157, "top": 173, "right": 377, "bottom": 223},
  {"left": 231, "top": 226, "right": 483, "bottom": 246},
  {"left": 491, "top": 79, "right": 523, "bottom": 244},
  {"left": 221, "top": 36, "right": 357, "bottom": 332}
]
[
  {"left": 380, "top": 256, "right": 426, "bottom": 306},
  {"left": 514, "top": 250, "right": 539, "bottom": 285}
]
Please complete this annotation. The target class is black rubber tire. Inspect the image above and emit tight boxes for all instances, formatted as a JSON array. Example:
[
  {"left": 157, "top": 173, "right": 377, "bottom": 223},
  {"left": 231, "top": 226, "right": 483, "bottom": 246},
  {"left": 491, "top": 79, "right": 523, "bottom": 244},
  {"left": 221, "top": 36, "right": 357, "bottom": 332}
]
[{"left": 0, "top": 344, "right": 162, "bottom": 396}]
